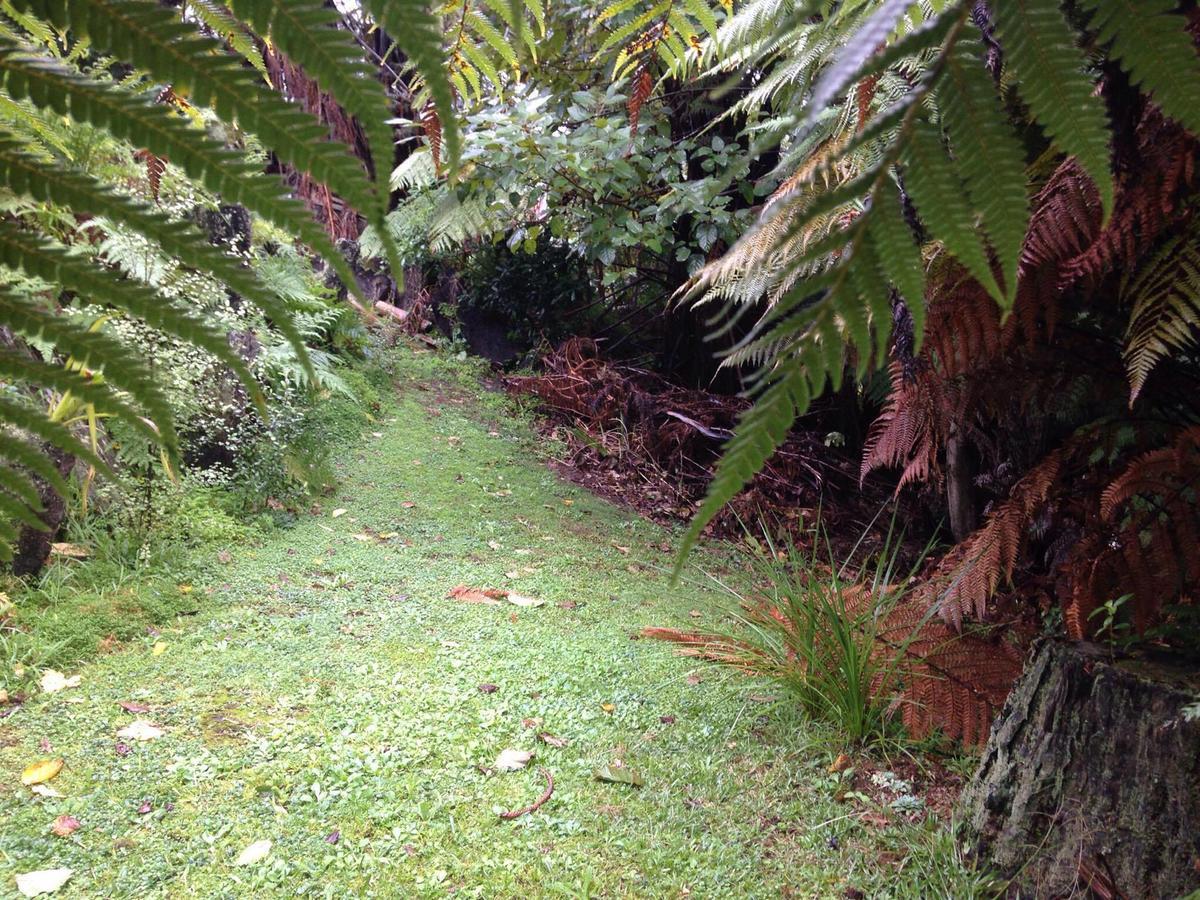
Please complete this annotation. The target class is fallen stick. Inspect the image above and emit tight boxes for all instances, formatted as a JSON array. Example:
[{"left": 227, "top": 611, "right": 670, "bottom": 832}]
[{"left": 499, "top": 767, "right": 554, "bottom": 820}]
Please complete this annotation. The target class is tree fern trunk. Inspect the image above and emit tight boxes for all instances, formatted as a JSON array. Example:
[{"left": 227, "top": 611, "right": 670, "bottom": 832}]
[
  {"left": 945, "top": 426, "right": 977, "bottom": 541},
  {"left": 11, "top": 443, "right": 75, "bottom": 577},
  {"left": 958, "top": 640, "right": 1200, "bottom": 899}
]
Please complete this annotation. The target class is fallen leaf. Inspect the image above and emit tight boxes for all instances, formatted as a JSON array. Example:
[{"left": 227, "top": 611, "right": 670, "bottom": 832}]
[
  {"left": 331, "top": 508, "right": 347, "bottom": 518},
  {"left": 493, "top": 749, "right": 533, "bottom": 772},
  {"left": 401, "top": 501, "right": 416, "bottom": 509},
  {"left": 51, "top": 815, "right": 80, "bottom": 837},
  {"left": 660, "top": 715, "right": 676, "bottom": 725},
  {"left": 538, "top": 732, "right": 568, "bottom": 748},
  {"left": 487, "top": 540, "right": 502, "bottom": 551},
  {"left": 828, "top": 754, "right": 853, "bottom": 774},
  {"left": 151, "top": 642, "right": 166, "bottom": 657},
  {"left": 118, "top": 701, "right": 150, "bottom": 714},
  {"left": 38, "top": 671, "right": 80, "bottom": 694},
  {"left": 116, "top": 720, "right": 163, "bottom": 742},
  {"left": 234, "top": 839, "right": 272, "bottom": 866},
  {"left": 447, "top": 585, "right": 502, "bottom": 605},
  {"left": 376, "top": 532, "right": 400, "bottom": 540},
  {"left": 557, "top": 600, "right": 578, "bottom": 610},
  {"left": 521, "top": 717, "right": 542, "bottom": 729},
  {"left": 114, "top": 743, "right": 131, "bottom": 757},
  {"left": 0, "top": 689, "right": 7, "bottom": 704},
  {"left": 30, "top": 784, "right": 64, "bottom": 798},
  {"left": 477, "top": 683, "right": 498, "bottom": 694},
  {"left": 324, "top": 830, "right": 340, "bottom": 845},
  {"left": 21, "top": 759, "right": 63, "bottom": 786},
  {"left": 507, "top": 593, "right": 544, "bottom": 608},
  {"left": 136, "top": 801, "right": 152, "bottom": 815},
  {"left": 685, "top": 673, "right": 702, "bottom": 686},
  {"left": 594, "top": 765, "right": 644, "bottom": 787},
  {"left": 350, "top": 533, "right": 373, "bottom": 542},
  {"left": 561, "top": 499, "right": 574, "bottom": 506},
  {"left": 15, "top": 867, "right": 73, "bottom": 897},
  {"left": 600, "top": 703, "right": 616, "bottom": 714},
  {"left": 689, "top": 609, "right": 702, "bottom": 618},
  {"left": 217, "top": 550, "right": 232, "bottom": 564},
  {"left": 178, "top": 584, "right": 193, "bottom": 595},
  {"left": 39, "top": 738, "right": 52, "bottom": 752}
]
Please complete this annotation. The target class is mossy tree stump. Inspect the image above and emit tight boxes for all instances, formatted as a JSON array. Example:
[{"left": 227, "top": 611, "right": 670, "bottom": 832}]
[{"left": 958, "top": 640, "right": 1200, "bottom": 898}]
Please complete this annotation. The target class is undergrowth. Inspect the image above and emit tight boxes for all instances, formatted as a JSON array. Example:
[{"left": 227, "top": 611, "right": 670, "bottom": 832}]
[{"left": 0, "top": 347, "right": 999, "bottom": 897}]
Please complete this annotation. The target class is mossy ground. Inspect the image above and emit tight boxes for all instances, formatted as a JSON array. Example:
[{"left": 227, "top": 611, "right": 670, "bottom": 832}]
[{"left": 0, "top": 350, "right": 993, "bottom": 898}]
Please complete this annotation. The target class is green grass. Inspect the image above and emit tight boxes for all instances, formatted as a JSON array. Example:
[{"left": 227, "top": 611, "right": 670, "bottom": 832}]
[{"left": 0, "top": 349, "right": 997, "bottom": 898}]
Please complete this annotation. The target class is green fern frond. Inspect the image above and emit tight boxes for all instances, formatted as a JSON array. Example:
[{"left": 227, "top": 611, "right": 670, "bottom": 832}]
[
  {"left": 188, "top": 0, "right": 269, "bottom": 78},
  {"left": 0, "top": 137, "right": 314, "bottom": 380},
  {"left": 20, "top": 0, "right": 378, "bottom": 215},
  {"left": 0, "top": 394, "right": 112, "bottom": 478},
  {"left": 0, "top": 349, "right": 162, "bottom": 447},
  {"left": 0, "top": 287, "right": 177, "bottom": 445},
  {"left": 0, "top": 220, "right": 265, "bottom": 414},
  {"left": 0, "top": 45, "right": 365, "bottom": 301},
  {"left": 363, "top": 0, "right": 460, "bottom": 166},
  {"left": 1123, "top": 226, "right": 1200, "bottom": 402},
  {"left": 0, "top": 486, "right": 47, "bottom": 535},
  {"left": 901, "top": 117, "right": 1003, "bottom": 303},
  {"left": 1080, "top": 0, "right": 1200, "bottom": 137},
  {"left": 992, "top": 0, "right": 1112, "bottom": 219},
  {"left": 674, "top": 364, "right": 812, "bottom": 572},
  {"left": 865, "top": 175, "right": 926, "bottom": 345},
  {"left": 939, "top": 36, "right": 1029, "bottom": 308},
  {"left": 0, "top": 460, "right": 44, "bottom": 512},
  {"left": 0, "top": 432, "right": 69, "bottom": 497}
]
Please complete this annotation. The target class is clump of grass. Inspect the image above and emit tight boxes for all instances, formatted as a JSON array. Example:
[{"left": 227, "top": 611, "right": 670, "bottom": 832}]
[{"left": 686, "top": 517, "right": 935, "bottom": 747}]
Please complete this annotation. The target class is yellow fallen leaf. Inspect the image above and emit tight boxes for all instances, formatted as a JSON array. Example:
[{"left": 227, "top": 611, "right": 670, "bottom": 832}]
[
  {"left": 601, "top": 703, "right": 616, "bottom": 714},
  {"left": 376, "top": 532, "right": 400, "bottom": 540},
  {"left": 15, "top": 867, "right": 73, "bottom": 897},
  {"left": 178, "top": 584, "right": 193, "bottom": 594},
  {"left": 507, "top": 593, "right": 544, "bottom": 608},
  {"left": 331, "top": 508, "right": 347, "bottom": 518},
  {"left": 151, "top": 641, "right": 166, "bottom": 656},
  {"left": 39, "top": 670, "right": 81, "bottom": 694},
  {"left": 21, "top": 758, "right": 64, "bottom": 786},
  {"left": 235, "top": 839, "right": 272, "bottom": 866}
]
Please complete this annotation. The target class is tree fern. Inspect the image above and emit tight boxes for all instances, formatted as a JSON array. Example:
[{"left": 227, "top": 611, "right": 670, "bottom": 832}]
[{"left": 677, "top": 0, "right": 1200, "bottom": 576}]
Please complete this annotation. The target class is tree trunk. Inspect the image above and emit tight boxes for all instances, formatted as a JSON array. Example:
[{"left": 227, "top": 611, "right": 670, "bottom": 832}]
[
  {"left": 10, "top": 444, "right": 76, "bottom": 578},
  {"left": 946, "top": 426, "right": 977, "bottom": 541},
  {"left": 957, "top": 640, "right": 1200, "bottom": 899}
]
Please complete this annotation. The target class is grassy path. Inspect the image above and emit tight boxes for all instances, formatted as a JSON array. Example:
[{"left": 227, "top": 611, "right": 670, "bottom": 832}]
[{"left": 0, "top": 356, "right": 974, "bottom": 898}]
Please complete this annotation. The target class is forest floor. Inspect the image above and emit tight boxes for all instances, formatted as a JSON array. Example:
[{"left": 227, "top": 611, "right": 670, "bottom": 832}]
[{"left": 0, "top": 351, "right": 994, "bottom": 898}]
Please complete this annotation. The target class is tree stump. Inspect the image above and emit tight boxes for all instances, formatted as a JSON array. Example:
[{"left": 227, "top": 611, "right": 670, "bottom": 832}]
[{"left": 957, "top": 640, "right": 1200, "bottom": 898}]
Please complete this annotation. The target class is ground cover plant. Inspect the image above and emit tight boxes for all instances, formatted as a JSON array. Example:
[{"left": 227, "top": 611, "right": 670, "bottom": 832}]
[
  {"left": 0, "top": 0, "right": 1198, "bottom": 894},
  {"left": 0, "top": 352, "right": 999, "bottom": 898}
]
